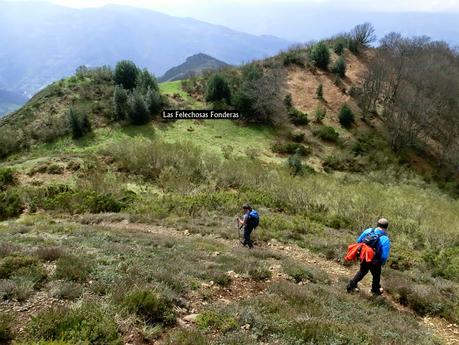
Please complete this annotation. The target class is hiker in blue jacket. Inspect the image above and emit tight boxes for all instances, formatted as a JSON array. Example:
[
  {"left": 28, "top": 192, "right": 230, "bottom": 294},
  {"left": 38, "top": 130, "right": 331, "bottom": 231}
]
[
  {"left": 347, "top": 218, "right": 391, "bottom": 295},
  {"left": 236, "top": 203, "right": 259, "bottom": 249}
]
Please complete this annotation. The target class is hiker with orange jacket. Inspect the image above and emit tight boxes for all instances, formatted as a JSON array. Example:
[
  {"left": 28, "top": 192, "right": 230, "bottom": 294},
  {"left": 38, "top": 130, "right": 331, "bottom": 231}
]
[{"left": 346, "top": 218, "right": 391, "bottom": 295}]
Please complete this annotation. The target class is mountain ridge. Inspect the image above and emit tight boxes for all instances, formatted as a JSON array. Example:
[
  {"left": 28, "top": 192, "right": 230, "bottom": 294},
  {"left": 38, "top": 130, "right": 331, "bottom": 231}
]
[{"left": 159, "top": 53, "right": 230, "bottom": 82}]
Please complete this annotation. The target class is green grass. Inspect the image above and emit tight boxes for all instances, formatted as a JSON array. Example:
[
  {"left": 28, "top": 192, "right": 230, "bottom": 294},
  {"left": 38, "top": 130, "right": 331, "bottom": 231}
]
[
  {"left": 160, "top": 80, "right": 204, "bottom": 109},
  {"left": 0, "top": 215, "right": 448, "bottom": 344}
]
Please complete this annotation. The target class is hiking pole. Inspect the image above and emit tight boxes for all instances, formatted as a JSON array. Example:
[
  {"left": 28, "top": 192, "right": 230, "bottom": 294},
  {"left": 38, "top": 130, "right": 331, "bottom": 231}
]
[{"left": 236, "top": 217, "right": 244, "bottom": 245}]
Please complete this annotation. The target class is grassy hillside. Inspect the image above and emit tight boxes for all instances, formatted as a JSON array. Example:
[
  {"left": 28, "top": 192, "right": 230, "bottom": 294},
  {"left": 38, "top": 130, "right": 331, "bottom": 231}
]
[{"left": 0, "top": 42, "right": 458, "bottom": 344}]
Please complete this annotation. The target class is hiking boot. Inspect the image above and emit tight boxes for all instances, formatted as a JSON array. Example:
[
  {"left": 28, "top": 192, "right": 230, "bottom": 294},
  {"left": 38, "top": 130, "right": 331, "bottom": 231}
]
[
  {"left": 346, "top": 286, "right": 359, "bottom": 293},
  {"left": 369, "top": 288, "right": 383, "bottom": 295}
]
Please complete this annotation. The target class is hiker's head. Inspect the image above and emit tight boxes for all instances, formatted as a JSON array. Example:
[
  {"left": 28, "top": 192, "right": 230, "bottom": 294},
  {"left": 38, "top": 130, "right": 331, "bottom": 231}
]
[
  {"left": 377, "top": 218, "right": 389, "bottom": 230},
  {"left": 242, "top": 203, "right": 252, "bottom": 212}
]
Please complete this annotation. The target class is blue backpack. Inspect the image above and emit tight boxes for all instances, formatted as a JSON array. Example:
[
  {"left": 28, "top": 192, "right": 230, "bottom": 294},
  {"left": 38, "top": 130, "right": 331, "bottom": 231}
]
[{"left": 248, "top": 210, "right": 259, "bottom": 228}]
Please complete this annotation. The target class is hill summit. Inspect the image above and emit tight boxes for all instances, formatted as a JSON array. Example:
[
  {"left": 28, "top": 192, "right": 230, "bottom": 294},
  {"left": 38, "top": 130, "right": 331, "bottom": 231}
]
[{"left": 159, "top": 53, "right": 230, "bottom": 82}]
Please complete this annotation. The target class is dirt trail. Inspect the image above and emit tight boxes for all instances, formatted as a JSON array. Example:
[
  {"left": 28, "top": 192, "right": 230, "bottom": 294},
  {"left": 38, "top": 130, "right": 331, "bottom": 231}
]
[{"left": 73, "top": 218, "right": 459, "bottom": 345}]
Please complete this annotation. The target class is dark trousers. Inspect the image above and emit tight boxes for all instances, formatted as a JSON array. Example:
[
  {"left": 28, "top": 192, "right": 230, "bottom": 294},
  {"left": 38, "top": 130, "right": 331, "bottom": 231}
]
[
  {"left": 243, "top": 226, "right": 254, "bottom": 248},
  {"left": 347, "top": 261, "right": 382, "bottom": 293}
]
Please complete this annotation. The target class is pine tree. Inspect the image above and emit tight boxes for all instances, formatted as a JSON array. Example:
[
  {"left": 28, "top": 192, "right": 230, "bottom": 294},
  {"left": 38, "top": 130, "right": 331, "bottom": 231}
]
[
  {"left": 338, "top": 104, "right": 355, "bottom": 128},
  {"left": 309, "top": 42, "right": 330, "bottom": 69},
  {"left": 205, "top": 73, "right": 231, "bottom": 104},
  {"left": 331, "top": 56, "right": 346, "bottom": 78},
  {"left": 114, "top": 60, "right": 139, "bottom": 90},
  {"left": 146, "top": 88, "right": 162, "bottom": 115},
  {"left": 316, "top": 84, "right": 324, "bottom": 100},
  {"left": 68, "top": 107, "right": 91, "bottom": 139},
  {"left": 127, "top": 91, "right": 150, "bottom": 125},
  {"left": 113, "top": 85, "right": 129, "bottom": 121}
]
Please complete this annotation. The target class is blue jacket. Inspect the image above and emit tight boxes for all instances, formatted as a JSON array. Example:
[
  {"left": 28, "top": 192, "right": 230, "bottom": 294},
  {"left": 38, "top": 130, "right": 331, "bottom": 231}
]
[{"left": 357, "top": 228, "right": 391, "bottom": 265}]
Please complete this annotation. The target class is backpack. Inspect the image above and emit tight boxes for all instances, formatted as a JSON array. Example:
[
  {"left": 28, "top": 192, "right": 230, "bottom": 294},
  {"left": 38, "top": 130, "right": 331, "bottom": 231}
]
[
  {"left": 247, "top": 210, "right": 259, "bottom": 228},
  {"left": 362, "top": 228, "right": 382, "bottom": 253}
]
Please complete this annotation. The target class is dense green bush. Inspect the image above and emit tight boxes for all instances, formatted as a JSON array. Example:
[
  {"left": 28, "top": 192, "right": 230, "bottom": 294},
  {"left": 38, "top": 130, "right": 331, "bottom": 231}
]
[
  {"left": 0, "top": 190, "right": 22, "bottom": 220},
  {"left": 282, "top": 50, "right": 306, "bottom": 67},
  {"left": 338, "top": 104, "right": 355, "bottom": 128},
  {"left": 136, "top": 68, "right": 159, "bottom": 94},
  {"left": 333, "top": 41, "right": 345, "bottom": 55},
  {"left": 145, "top": 87, "right": 162, "bottom": 115},
  {"left": 124, "top": 289, "right": 176, "bottom": 325},
  {"left": 127, "top": 90, "right": 150, "bottom": 125},
  {"left": 206, "top": 73, "right": 231, "bottom": 104},
  {"left": 313, "top": 126, "right": 339, "bottom": 142},
  {"left": 114, "top": 60, "right": 139, "bottom": 90},
  {"left": 331, "top": 56, "right": 346, "bottom": 77},
  {"left": 290, "top": 131, "right": 305, "bottom": 143},
  {"left": 309, "top": 42, "right": 330, "bottom": 69},
  {"left": 0, "top": 168, "right": 16, "bottom": 191},
  {"left": 54, "top": 255, "right": 92, "bottom": 282},
  {"left": 26, "top": 304, "right": 121, "bottom": 344},
  {"left": 288, "top": 108, "right": 309, "bottom": 125},
  {"left": 196, "top": 309, "right": 238, "bottom": 333},
  {"left": 67, "top": 107, "right": 91, "bottom": 139},
  {"left": 112, "top": 85, "right": 129, "bottom": 121}
]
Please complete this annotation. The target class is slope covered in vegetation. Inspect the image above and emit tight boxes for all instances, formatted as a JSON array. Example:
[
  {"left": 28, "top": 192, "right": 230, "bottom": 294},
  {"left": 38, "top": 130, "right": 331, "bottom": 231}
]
[{"left": 0, "top": 24, "right": 458, "bottom": 344}]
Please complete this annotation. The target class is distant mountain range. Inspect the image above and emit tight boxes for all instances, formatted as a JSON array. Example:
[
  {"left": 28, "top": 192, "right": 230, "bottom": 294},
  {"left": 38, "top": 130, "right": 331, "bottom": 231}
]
[
  {"left": 0, "top": 1, "right": 290, "bottom": 97},
  {"left": 0, "top": 89, "right": 28, "bottom": 118},
  {"left": 159, "top": 53, "right": 230, "bottom": 82}
]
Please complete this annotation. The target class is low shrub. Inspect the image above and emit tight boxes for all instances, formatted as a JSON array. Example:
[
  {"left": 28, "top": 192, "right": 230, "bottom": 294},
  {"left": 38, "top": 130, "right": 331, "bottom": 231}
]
[
  {"left": 0, "top": 312, "right": 14, "bottom": 343},
  {"left": 51, "top": 282, "right": 83, "bottom": 301},
  {"left": 289, "top": 131, "right": 305, "bottom": 143},
  {"left": 163, "top": 329, "right": 209, "bottom": 345},
  {"left": 248, "top": 266, "right": 272, "bottom": 281},
  {"left": 282, "top": 50, "right": 306, "bottom": 67},
  {"left": 46, "top": 164, "right": 65, "bottom": 175},
  {"left": 196, "top": 309, "right": 238, "bottom": 333},
  {"left": 283, "top": 261, "right": 330, "bottom": 284},
  {"left": 35, "top": 247, "right": 65, "bottom": 262},
  {"left": 313, "top": 126, "right": 339, "bottom": 142},
  {"left": 385, "top": 274, "right": 458, "bottom": 323},
  {"left": 124, "top": 289, "right": 176, "bottom": 325},
  {"left": 25, "top": 303, "right": 121, "bottom": 344},
  {"left": 323, "top": 154, "right": 364, "bottom": 173},
  {"left": 314, "top": 105, "right": 326, "bottom": 123},
  {"left": 54, "top": 255, "right": 92, "bottom": 282},
  {"left": 0, "top": 168, "right": 16, "bottom": 191},
  {"left": 338, "top": 104, "right": 355, "bottom": 128},
  {"left": 209, "top": 272, "right": 232, "bottom": 287},
  {"left": 0, "top": 256, "right": 41, "bottom": 279},
  {"left": 288, "top": 108, "right": 309, "bottom": 125},
  {"left": 0, "top": 190, "right": 22, "bottom": 221},
  {"left": 271, "top": 142, "right": 310, "bottom": 156}
]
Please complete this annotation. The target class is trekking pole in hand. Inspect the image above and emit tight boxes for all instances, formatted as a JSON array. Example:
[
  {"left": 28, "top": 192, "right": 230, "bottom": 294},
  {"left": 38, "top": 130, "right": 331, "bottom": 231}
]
[{"left": 235, "top": 216, "right": 243, "bottom": 245}]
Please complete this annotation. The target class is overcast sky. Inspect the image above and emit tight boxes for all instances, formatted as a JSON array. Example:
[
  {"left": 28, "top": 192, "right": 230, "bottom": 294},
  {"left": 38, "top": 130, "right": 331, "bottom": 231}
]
[
  {"left": 5, "top": 0, "right": 459, "bottom": 43},
  {"left": 7, "top": 0, "right": 459, "bottom": 13}
]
